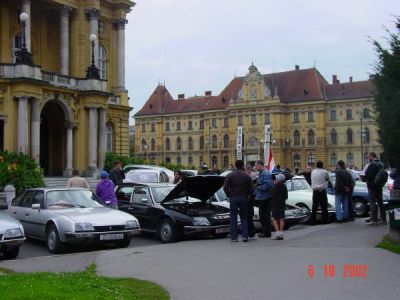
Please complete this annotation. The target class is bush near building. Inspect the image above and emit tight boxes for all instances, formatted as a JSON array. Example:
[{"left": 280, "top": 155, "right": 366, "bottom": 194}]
[{"left": 0, "top": 151, "right": 44, "bottom": 194}]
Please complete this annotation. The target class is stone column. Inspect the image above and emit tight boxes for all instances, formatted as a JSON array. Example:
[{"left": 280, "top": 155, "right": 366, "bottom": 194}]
[
  {"left": 60, "top": 6, "right": 71, "bottom": 76},
  {"left": 21, "top": 0, "right": 31, "bottom": 52},
  {"left": 113, "top": 19, "right": 128, "bottom": 89},
  {"left": 17, "top": 96, "right": 29, "bottom": 154},
  {"left": 30, "top": 98, "right": 40, "bottom": 163},
  {"left": 87, "top": 106, "right": 98, "bottom": 176},
  {"left": 86, "top": 8, "right": 100, "bottom": 67},
  {"left": 64, "top": 123, "right": 74, "bottom": 177},
  {"left": 98, "top": 108, "right": 107, "bottom": 171}
]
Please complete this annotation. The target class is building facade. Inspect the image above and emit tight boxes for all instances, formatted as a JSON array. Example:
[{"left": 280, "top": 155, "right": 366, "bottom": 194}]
[
  {"left": 0, "top": 0, "right": 134, "bottom": 176},
  {"left": 135, "top": 64, "right": 381, "bottom": 171}
]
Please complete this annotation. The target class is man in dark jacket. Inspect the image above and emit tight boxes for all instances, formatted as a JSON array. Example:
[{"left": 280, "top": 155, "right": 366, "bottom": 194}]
[
  {"left": 364, "top": 152, "right": 386, "bottom": 225},
  {"left": 334, "top": 160, "right": 354, "bottom": 222},
  {"left": 301, "top": 165, "right": 312, "bottom": 186},
  {"left": 109, "top": 160, "right": 125, "bottom": 186},
  {"left": 223, "top": 160, "right": 253, "bottom": 242}
]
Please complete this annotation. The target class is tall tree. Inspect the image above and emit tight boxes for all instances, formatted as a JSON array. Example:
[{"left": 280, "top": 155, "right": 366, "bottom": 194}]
[{"left": 373, "top": 17, "right": 400, "bottom": 168}]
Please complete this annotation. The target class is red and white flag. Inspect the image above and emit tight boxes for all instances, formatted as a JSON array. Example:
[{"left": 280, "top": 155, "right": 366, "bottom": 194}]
[{"left": 266, "top": 148, "right": 276, "bottom": 171}]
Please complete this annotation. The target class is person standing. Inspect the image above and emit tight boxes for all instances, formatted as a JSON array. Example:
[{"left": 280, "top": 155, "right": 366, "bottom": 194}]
[
  {"left": 96, "top": 171, "right": 118, "bottom": 209},
  {"left": 364, "top": 152, "right": 387, "bottom": 225},
  {"left": 67, "top": 169, "right": 90, "bottom": 189},
  {"left": 254, "top": 160, "right": 273, "bottom": 238},
  {"left": 334, "top": 160, "right": 354, "bottom": 223},
  {"left": 346, "top": 167, "right": 358, "bottom": 221},
  {"left": 173, "top": 171, "right": 182, "bottom": 184},
  {"left": 223, "top": 160, "right": 253, "bottom": 242},
  {"left": 211, "top": 164, "right": 221, "bottom": 175},
  {"left": 310, "top": 161, "right": 329, "bottom": 225},
  {"left": 271, "top": 174, "right": 288, "bottom": 240},
  {"left": 245, "top": 166, "right": 256, "bottom": 238},
  {"left": 109, "top": 160, "right": 125, "bottom": 186},
  {"left": 301, "top": 165, "right": 313, "bottom": 186}
]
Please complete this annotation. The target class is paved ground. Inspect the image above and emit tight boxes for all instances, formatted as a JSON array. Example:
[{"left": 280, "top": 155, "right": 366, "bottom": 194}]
[{"left": 1, "top": 219, "right": 400, "bottom": 300}]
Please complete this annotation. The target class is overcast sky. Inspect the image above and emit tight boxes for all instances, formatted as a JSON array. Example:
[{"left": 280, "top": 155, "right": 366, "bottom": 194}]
[{"left": 125, "top": 0, "right": 399, "bottom": 123}]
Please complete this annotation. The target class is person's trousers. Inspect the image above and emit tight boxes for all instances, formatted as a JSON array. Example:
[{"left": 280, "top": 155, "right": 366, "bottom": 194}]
[
  {"left": 335, "top": 194, "right": 349, "bottom": 221},
  {"left": 257, "top": 199, "right": 271, "bottom": 237},
  {"left": 311, "top": 190, "right": 329, "bottom": 224},
  {"left": 368, "top": 187, "right": 386, "bottom": 222},
  {"left": 347, "top": 193, "right": 354, "bottom": 221},
  {"left": 247, "top": 197, "right": 255, "bottom": 237},
  {"left": 229, "top": 196, "right": 248, "bottom": 240}
]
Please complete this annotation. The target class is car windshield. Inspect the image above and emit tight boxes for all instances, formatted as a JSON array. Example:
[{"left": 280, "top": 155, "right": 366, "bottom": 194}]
[
  {"left": 125, "top": 171, "right": 159, "bottom": 183},
  {"left": 46, "top": 190, "right": 102, "bottom": 209},
  {"left": 290, "top": 179, "right": 312, "bottom": 191},
  {"left": 150, "top": 186, "right": 201, "bottom": 203}
]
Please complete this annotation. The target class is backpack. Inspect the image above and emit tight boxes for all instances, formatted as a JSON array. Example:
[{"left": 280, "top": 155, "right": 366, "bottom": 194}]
[{"left": 373, "top": 163, "right": 388, "bottom": 188}]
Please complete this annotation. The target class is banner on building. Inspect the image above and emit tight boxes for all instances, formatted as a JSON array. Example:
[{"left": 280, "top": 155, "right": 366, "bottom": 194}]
[
  {"left": 263, "top": 124, "right": 271, "bottom": 164},
  {"left": 236, "top": 126, "right": 243, "bottom": 160}
]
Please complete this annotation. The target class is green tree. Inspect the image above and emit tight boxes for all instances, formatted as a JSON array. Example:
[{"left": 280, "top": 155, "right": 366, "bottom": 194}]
[{"left": 373, "top": 17, "right": 400, "bottom": 168}]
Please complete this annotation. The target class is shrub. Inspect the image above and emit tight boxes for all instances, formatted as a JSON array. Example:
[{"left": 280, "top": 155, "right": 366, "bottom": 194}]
[{"left": 0, "top": 151, "right": 44, "bottom": 194}]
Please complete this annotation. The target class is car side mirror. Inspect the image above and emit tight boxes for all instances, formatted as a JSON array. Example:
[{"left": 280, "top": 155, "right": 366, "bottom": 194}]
[
  {"left": 140, "top": 198, "right": 149, "bottom": 204},
  {"left": 31, "top": 203, "right": 40, "bottom": 210}
]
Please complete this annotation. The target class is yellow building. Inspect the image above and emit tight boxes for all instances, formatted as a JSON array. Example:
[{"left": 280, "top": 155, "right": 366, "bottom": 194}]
[
  {"left": 135, "top": 64, "right": 381, "bottom": 171},
  {"left": 0, "top": 0, "right": 134, "bottom": 176}
]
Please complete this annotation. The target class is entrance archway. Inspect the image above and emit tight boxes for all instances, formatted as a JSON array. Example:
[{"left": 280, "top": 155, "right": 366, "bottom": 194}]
[{"left": 40, "top": 101, "right": 66, "bottom": 175}]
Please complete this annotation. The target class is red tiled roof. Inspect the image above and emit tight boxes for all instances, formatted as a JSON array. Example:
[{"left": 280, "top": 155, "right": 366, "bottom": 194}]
[{"left": 135, "top": 68, "right": 373, "bottom": 116}]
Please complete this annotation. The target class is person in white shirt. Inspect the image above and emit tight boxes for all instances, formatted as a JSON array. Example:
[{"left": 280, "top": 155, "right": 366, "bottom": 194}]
[{"left": 310, "top": 161, "right": 329, "bottom": 225}]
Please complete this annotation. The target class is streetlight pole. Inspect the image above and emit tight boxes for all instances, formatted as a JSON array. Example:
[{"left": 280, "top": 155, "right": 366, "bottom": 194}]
[
  {"left": 360, "top": 115, "right": 363, "bottom": 168},
  {"left": 86, "top": 34, "right": 100, "bottom": 79},
  {"left": 15, "top": 12, "right": 33, "bottom": 65}
]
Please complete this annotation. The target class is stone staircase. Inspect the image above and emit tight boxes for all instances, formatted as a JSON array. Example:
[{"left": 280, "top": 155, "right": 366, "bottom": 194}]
[{"left": 44, "top": 177, "right": 99, "bottom": 191}]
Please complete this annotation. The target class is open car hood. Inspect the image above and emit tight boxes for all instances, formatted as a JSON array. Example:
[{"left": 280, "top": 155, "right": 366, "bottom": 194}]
[{"left": 162, "top": 175, "right": 225, "bottom": 204}]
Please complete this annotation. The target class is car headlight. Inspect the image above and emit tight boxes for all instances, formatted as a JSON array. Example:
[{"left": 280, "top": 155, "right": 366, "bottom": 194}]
[
  {"left": 125, "top": 220, "right": 139, "bottom": 229},
  {"left": 3, "top": 228, "right": 23, "bottom": 239},
  {"left": 75, "top": 223, "right": 95, "bottom": 232},
  {"left": 193, "top": 217, "right": 210, "bottom": 226}
]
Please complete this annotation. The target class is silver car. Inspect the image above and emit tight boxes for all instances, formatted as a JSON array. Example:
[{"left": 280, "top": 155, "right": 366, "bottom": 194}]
[
  {"left": 7, "top": 188, "right": 140, "bottom": 253},
  {"left": 0, "top": 208, "right": 25, "bottom": 259}
]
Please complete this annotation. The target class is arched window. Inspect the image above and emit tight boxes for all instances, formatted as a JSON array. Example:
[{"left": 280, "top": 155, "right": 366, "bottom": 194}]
[
  {"left": 307, "top": 129, "right": 315, "bottom": 145},
  {"left": 150, "top": 138, "right": 155, "bottom": 151},
  {"left": 293, "top": 130, "right": 300, "bottom": 146},
  {"left": 188, "top": 156, "right": 193, "bottom": 166},
  {"left": 200, "top": 136, "right": 204, "bottom": 150},
  {"left": 98, "top": 45, "right": 107, "bottom": 80},
  {"left": 177, "top": 156, "right": 181, "bottom": 165},
  {"left": 188, "top": 136, "right": 193, "bottom": 150},
  {"left": 176, "top": 137, "right": 182, "bottom": 151},
  {"left": 165, "top": 157, "right": 171, "bottom": 163},
  {"left": 106, "top": 122, "right": 113, "bottom": 152},
  {"left": 347, "top": 152, "right": 354, "bottom": 166},
  {"left": 331, "top": 153, "right": 337, "bottom": 166},
  {"left": 199, "top": 155, "right": 203, "bottom": 166},
  {"left": 307, "top": 152, "right": 315, "bottom": 165},
  {"left": 176, "top": 121, "right": 181, "bottom": 131},
  {"left": 165, "top": 138, "right": 170, "bottom": 151},
  {"left": 141, "top": 139, "right": 147, "bottom": 152},
  {"left": 294, "top": 153, "right": 301, "bottom": 167},
  {"left": 364, "top": 127, "right": 370, "bottom": 143},
  {"left": 347, "top": 128, "right": 353, "bottom": 144},
  {"left": 223, "top": 134, "right": 229, "bottom": 148},
  {"left": 211, "top": 135, "right": 217, "bottom": 149},
  {"left": 211, "top": 156, "right": 217, "bottom": 166},
  {"left": 223, "top": 155, "right": 229, "bottom": 168},
  {"left": 11, "top": 32, "right": 22, "bottom": 63},
  {"left": 330, "top": 129, "right": 337, "bottom": 145}
]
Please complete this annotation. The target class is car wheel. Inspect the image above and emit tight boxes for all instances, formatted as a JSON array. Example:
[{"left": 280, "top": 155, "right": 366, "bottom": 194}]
[
  {"left": 3, "top": 246, "right": 20, "bottom": 259},
  {"left": 157, "top": 219, "right": 178, "bottom": 243},
  {"left": 115, "top": 237, "right": 131, "bottom": 248},
  {"left": 46, "top": 224, "right": 64, "bottom": 254},
  {"left": 296, "top": 204, "right": 311, "bottom": 224},
  {"left": 353, "top": 198, "right": 368, "bottom": 218}
]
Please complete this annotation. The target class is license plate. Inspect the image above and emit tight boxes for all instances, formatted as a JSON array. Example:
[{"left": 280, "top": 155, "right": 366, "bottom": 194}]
[
  {"left": 100, "top": 233, "right": 124, "bottom": 241},
  {"left": 215, "top": 227, "right": 230, "bottom": 234}
]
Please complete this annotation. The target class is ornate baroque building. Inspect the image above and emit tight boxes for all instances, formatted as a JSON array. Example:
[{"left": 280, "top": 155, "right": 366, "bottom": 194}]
[
  {"left": 0, "top": 0, "right": 134, "bottom": 176},
  {"left": 135, "top": 64, "right": 382, "bottom": 171}
]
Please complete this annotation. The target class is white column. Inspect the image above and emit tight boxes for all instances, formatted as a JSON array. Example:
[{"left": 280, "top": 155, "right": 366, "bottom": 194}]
[
  {"left": 64, "top": 124, "right": 74, "bottom": 176},
  {"left": 86, "top": 9, "right": 99, "bottom": 67},
  {"left": 98, "top": 108, "right": 107, "bottom": 171},
  {"left": 21, "top": 0, "right": 31, "bottom": 52},
  {"left": 60, "top": 6, "right": 71, "bottom": 76},
  {"left": 87, "top": 106, "right": 98, "bottom": 176},
  {"left": 17, "top": 97, "right": 29, "bottom": 154},
  {"left": 114, "top": 19, "right": 127, "bottom": 89},
  {"left": 30, "top": 98, "right": 40, "bottom": 163}
]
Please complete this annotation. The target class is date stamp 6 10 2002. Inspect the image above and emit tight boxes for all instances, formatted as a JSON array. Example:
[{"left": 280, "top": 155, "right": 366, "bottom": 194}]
[{"left": 308, "top": 264, "right": 368, "bottom": 279}]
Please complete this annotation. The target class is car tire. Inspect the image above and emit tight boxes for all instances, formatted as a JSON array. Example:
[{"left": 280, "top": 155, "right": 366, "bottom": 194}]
[
  {"left": 157, "top": 219, "right": 178, "bottom": 243},
  {"left": 353, "top": 198, "right": 368, "bottom": 218},
  {"left": 115, "top": 237, "right": 131, "bottom": 248},
  {"left": 46, "top": 224, "right": 64, "bottom": 254},
  {"left": 3, "top": 246, "right": 20, "bottom": 259},
  {"left": 296, "top": 204, "right": 311, "bottom": 224}
]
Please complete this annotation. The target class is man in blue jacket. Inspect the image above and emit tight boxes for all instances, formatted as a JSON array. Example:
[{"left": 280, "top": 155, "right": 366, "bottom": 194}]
[{"left": 254, "top": 160, "right": 273, "bottom": 238}]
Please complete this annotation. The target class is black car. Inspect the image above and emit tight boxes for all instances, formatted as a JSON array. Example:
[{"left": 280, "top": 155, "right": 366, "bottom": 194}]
[{"left": 116, "top": 176, "right": 231, "bottom": 243}]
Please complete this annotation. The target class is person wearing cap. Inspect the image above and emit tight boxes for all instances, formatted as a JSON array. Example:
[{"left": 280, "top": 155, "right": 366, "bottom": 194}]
[
  {"left": 270, "top": 174, "right": 288, "bottom": 240},
  {"left": 96, "top": 171, "right": 118, "bottom": 209}
]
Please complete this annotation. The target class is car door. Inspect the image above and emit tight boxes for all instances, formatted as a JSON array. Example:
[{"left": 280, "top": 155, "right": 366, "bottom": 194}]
[
  {"left": 15, "top": 191, "right": 35, "bottom": 236},
  {"left": 116, "top": 186, "right": 135, "bottom": 211},
  {"left": 8, "top": 192, "right": 27, "bottom": 223},
  {"left": 128, "top": 186, "right": 153, "bottom": 230},
  {"left": 25, "top": 191, "right": 47, "bottom": 238}
]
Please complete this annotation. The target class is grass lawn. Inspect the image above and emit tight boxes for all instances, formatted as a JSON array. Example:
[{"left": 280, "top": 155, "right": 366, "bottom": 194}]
[
  {"left": 0, "top": 264, "right": 169, "bottom": 300},
  {"left": 377, "top": 234, "right": 400, "bottom": 254}
]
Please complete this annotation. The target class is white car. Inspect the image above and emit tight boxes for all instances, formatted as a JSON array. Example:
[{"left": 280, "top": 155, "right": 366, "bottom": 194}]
[
  {"left": 0, "top": 207, "right": 25, "bottom": 259},
  {"left": 124, "top": 169, "right": 170, "bottom": 183},
  {"left": 124, "top": 165, "right": 174, "bottom": 183}
]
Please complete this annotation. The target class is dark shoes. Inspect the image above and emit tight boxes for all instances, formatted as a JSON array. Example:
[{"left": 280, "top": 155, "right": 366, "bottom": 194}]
[
  {"left": 242, "top": 238, "right": 249, "bottom": 242},
  {"left": 257, "top": 233, "right": 271, "bottom": 238}
]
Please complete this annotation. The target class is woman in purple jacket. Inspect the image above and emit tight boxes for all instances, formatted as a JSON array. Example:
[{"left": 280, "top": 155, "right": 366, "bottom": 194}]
[{"left": 96, "top": 171, "right": 118, "bottom": 209}]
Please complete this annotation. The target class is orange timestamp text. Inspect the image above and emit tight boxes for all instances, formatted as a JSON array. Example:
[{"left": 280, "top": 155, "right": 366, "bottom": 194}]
[{"left": 308, "top": 264, "right": 368, "bottom": 278}]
